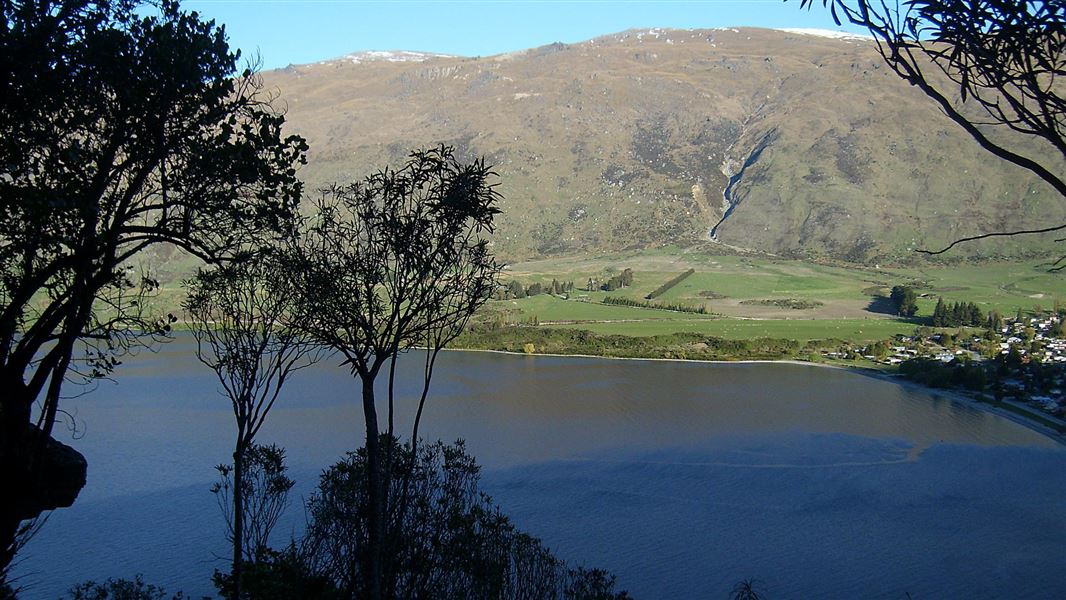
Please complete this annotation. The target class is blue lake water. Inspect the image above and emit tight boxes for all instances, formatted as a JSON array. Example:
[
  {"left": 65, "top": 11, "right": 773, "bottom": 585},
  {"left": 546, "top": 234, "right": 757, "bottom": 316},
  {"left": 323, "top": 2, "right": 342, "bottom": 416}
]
[{"left": 12, "top": 337, "right": 1066, "bottom": 599}]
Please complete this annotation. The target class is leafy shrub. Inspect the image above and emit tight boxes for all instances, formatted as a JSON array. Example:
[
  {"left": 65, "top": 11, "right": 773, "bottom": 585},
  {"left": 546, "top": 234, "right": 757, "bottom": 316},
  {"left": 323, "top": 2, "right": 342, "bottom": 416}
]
[{"left": 241, "top": 439, "right": 630, "bottom": 599}]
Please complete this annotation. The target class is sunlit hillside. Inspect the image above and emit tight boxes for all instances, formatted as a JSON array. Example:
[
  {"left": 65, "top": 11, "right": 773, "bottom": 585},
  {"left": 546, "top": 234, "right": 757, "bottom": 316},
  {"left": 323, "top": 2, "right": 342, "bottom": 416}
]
[{"left": 264, "top": 27, "right": 1064, "bottom": 264}]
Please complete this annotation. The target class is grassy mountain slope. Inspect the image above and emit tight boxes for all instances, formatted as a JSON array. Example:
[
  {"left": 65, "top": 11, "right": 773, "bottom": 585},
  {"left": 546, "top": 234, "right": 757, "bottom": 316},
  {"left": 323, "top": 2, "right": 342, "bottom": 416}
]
[{"left": 264, "top": 27, "right": 1065, "bottom": 263}]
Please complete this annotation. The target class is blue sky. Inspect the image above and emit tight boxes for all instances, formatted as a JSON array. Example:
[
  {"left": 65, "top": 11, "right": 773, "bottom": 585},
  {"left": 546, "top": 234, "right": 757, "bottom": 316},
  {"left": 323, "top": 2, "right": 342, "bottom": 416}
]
[{"left": 184, "top": 0, "right": 868, "bottom": 69}]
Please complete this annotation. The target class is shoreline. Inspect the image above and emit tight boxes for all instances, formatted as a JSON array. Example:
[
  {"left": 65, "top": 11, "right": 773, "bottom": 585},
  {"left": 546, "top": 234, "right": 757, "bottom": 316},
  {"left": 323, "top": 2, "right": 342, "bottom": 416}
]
[{"left": 446, "top": 346, "right": 1066, "bottom": 446}]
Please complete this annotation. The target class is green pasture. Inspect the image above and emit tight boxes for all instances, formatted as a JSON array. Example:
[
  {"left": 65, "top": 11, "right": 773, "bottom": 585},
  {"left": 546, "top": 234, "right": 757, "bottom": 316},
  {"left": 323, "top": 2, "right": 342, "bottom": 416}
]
[
  {"left": 504, "top": 248, "right": 1066, "bottom": 318},
  {"left": 898, "top": 262, "right": 1066, "bottom": 314},
  {"left": 495, "top": 294, "right": 716, "bottom": 322},
  {"left": 540, "top": 317, "right": 918, "bottom": 341}
]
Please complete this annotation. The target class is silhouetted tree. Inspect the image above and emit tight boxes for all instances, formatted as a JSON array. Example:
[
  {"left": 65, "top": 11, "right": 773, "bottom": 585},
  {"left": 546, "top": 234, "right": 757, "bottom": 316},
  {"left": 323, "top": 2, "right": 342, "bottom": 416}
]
[
  {"left": 798, "top": 0, "right": 1065, "bottom": 256},
  {"left": 211, "top": 444, "right": 297, "bottom": 600},
  {"left": 730, "top": 578, "right": 766, "bottom": 600},
  {"left": 184, "top": 253, "right": 320, "bottom": 598},
  {"left": 0, "top": 0, "right": 306, "bottom": 582},
  {"left": 283, "top": 146, "right": 501, "bottom": 600}
]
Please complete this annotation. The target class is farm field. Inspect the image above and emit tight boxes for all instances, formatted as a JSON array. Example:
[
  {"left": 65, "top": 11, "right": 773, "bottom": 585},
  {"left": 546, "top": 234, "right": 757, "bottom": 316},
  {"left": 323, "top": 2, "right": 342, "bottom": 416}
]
[
  {"left": 487, "top": 247, "right": 1066, "bottom": 342},
  {"left": 539, "top": 317, "right": 918, "bottom": 341}
]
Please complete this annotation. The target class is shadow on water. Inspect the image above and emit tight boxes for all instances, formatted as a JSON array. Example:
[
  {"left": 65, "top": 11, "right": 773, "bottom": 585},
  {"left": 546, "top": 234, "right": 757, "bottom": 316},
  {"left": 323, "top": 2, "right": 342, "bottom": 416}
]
[{"left": 12, "top": 340, "right": 1066, "bottom": 599}]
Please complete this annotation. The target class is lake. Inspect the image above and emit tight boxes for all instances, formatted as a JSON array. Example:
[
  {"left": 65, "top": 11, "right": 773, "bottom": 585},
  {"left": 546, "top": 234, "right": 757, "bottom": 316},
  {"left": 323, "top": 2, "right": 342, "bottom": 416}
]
[{"left": 12, "top": 336, "right": 1066, "bottom": 599}]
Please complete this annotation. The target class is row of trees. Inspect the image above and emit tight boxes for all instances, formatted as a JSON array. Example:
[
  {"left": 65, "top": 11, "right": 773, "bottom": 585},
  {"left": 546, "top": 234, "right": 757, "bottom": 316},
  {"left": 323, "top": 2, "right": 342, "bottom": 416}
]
[
  {"left": 645, "top": 269, "right": 695, "bottom": 300},
  {"left": 602, "top": 296, "right": 709, "bottom": 314},
  {"left": 596, "top": 268, "right": 634, "bottom": 292},
  {"left": 498, "top": 278, "right": 576, "bottom": 300},
  {"left": 931, "top": 298, "right": 985, "bottom": 328},
  {"left": 899, "top": 350, "right": 1066, "bottom": 408}
]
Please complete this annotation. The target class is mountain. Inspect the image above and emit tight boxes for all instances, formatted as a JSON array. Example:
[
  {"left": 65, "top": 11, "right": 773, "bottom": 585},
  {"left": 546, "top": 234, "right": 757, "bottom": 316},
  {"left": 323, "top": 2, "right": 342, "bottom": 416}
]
[{"left": 263, "top": 27, "right": 1065, "bottom": 263}]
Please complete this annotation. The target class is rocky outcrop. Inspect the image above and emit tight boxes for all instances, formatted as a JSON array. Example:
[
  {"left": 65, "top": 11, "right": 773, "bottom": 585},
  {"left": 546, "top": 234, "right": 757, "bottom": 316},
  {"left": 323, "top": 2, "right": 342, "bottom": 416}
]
[{"left": 2, "top": 424, "right": 87, "bottom": 521}]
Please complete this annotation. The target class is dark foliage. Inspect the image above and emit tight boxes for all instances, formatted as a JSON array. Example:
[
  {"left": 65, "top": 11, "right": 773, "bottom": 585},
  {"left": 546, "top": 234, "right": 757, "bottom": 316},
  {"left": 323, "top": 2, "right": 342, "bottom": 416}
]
[
  {"left": 932, "top": 297, "right": 984, "bottom": 327},
  {"left": 730, "top": 578, "right": 766, "bottom": 600},
  {"left": 493, "top": 279, "right": 576, "bottom": 300},
  {"left": 602, "top": 296, "right": 709, "bottom": 314},
  {"left": 890, "top": 285, "right": 919, "bottom": 317},
  {"left": 899, "top": 357, "right": 989, "bottom": 390},
  {"left": 601, "top": 269, "right": 634, "bottom": 292},
  {"left": 66, "top": 575, "right": 186, "bottom": 600},
  {"left": 212, "top": 546, "right": 340, "bottom": 600},
  {"left": 282, "top": 146, "right": 502, "bottom": 600},
  {"left": 0, "top": 0, "right": 306, "bottom": 582},
  {"left": 235, "top": 439, "right": 631, "bottom": 600},
  {"left": 508, "top": 280, "right": 527, "bottom": 299},
  {"left": 211, "top": 444, "right": 295, "bottom": 563},
  {"left": 184, "top": 250, "right": 320, "bottom": 597}
]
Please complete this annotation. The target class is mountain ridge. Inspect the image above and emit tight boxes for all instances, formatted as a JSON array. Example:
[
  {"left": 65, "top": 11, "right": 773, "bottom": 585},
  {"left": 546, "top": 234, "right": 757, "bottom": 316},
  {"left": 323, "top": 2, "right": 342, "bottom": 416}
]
[{"left": 264, "top": 27, "right": 1064, "bottom": 263}]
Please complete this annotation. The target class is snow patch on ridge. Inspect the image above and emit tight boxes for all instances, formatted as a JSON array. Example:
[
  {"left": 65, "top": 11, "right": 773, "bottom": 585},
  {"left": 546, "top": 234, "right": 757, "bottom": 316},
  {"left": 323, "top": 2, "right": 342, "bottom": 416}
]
[
  {"left": 778, "top": 28, "right": 871, "bottom": 41},
  {"left": 341, "top": 51, "right": 455, "bottom": 64}
]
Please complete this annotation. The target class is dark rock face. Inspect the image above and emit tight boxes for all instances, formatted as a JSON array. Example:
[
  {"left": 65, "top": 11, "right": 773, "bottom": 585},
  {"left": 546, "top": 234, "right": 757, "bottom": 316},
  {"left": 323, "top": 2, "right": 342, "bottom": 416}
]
[{"left": 2, "top": 425, "right": 87, "bottom": 521}]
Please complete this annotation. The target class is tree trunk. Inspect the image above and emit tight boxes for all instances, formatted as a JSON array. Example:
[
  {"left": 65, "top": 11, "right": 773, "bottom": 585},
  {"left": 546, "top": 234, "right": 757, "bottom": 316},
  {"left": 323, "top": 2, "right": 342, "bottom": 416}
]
[
  {"left": 232, "top": 444, "right": 244, "bottom": 600},
  {"left": 362, "top": 377, "right": 383, "bottom": 600}
]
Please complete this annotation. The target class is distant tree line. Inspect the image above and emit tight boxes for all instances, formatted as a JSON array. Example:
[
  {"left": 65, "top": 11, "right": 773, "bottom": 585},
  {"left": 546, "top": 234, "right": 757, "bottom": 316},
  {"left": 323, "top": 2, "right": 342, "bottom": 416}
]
[
  {"left": 931, "top": 298, "right": 985, "bottom": 328},
  {"left": 597, "top": 268, "right": 634, "bottom": 292},
  {"left": 497, "top": 279, "right": 576, "bottom": 300},
  {"left": 457, "top": 326, "right": 824, "bottom": 362},
  {"left": 602, "top": 296, "right": 709, "bottom": 314},
  {"left": 898, "top": 357, "right": 989, "bottom": 391},
  {"left": 645, "top": 269, "right": 695, "bottom": 300},
  {"left": 986, "top": 310, "right": 1006, "bottom": 332},
  {"left": 898, "top": 353, "right": 1065, "bottom": 416},
  {"left": 739, "top": 298, "right": 823, "bottom": 310}
]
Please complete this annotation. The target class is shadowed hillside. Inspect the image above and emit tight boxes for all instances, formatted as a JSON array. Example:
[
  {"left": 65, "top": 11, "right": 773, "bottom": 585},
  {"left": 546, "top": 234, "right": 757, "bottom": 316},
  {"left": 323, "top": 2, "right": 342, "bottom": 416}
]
[{"left": 265, "top": 27, "right": 1065, "bottom": 263}]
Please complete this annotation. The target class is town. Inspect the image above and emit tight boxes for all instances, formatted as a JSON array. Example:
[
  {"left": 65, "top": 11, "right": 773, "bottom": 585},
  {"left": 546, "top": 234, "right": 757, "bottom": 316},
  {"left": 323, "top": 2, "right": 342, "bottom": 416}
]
[{"left": 851, "top": 311, "right": 1066, "bottom": 428}]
